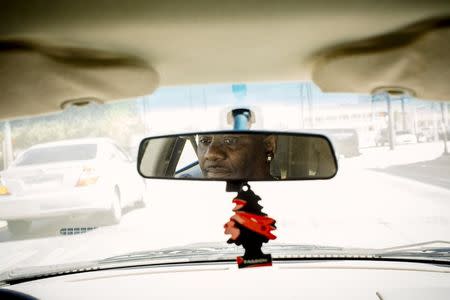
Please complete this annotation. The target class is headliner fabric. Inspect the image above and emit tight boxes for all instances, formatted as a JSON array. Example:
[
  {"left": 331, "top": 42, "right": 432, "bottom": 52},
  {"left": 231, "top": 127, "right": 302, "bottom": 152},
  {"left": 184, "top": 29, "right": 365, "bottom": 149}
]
[
  {"left": 1, "top": 1, "right": 450, "bottom": 119},
  {"left": 0, "top": 41, "right": 159, "bottom": 120},
  {"left": 312, "top": 19, "right": 450, "bottom": 101}
]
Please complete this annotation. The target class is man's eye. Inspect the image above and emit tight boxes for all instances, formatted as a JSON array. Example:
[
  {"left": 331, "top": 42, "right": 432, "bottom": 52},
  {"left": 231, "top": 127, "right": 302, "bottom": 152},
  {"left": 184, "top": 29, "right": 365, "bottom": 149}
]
[
  {"left": 223, "top": 137, "right": 238, "bottom": 145},
  {"left": 199, "top": 137, "right": 212, "bottom": 145}
]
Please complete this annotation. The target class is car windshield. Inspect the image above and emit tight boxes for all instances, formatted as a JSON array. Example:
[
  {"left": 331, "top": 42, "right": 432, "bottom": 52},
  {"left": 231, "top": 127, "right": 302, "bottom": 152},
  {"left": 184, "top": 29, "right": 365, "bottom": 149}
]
[
  {"left": 13, "top": 144, "right": 97, "bottom": 166},
  {"left": 0, "top": 81, "right": 449, "bottom": 275}
]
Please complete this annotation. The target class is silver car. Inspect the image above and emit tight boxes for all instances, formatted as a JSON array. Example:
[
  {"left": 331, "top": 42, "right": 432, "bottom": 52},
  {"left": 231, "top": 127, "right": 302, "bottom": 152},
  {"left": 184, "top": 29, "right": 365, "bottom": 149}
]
[{"left": 0, "top": 138, "right": 146, "bottom": 234}]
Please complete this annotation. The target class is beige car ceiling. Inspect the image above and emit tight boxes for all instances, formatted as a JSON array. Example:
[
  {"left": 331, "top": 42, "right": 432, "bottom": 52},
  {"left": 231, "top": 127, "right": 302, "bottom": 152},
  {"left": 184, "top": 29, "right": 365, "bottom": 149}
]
[{"left": 1, "top": 0, "right": 450, "bottom": 120}]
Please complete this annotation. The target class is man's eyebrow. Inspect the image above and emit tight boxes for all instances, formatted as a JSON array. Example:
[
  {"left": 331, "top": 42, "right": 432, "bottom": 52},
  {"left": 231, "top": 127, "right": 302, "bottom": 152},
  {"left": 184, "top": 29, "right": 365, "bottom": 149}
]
[{"left": 223, "top": 135, "right": 247, "bottom": 138}]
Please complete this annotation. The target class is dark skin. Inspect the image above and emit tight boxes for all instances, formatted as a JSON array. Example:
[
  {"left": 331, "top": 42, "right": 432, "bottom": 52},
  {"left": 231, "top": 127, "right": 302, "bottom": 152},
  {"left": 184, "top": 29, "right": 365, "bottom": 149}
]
[{"left": 197, "top": 134, "right": 277, "bottom": 180}]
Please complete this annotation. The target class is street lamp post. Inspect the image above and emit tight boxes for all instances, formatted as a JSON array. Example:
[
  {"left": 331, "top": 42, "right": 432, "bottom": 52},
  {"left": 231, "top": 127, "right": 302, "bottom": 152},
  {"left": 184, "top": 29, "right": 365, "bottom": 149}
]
[
  {"left": 441, "top": 102, "right": 449, "bottom": 155},
  {"left": 2, "top": 121, "right": 13, "bottom": 170},
  {"left": 386, "top": 93, "right": 395, "bottom": 150},
  {"left": 401, "top": 97, "right": 407, "bottom": 131}
]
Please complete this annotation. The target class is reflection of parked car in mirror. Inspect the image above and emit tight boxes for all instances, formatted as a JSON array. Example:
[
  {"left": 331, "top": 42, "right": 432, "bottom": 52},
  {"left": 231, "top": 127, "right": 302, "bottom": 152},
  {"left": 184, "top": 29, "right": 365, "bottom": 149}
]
[{"left": 0, "top": 138, "right": 146, "bottom": 234}]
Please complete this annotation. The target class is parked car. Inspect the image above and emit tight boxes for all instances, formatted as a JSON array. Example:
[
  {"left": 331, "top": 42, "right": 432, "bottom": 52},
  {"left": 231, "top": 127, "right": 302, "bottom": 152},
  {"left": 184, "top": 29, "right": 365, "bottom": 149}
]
[
  {"left": 376, "top": 129, "right": 418, "bottom": 146},
  {"left": 417, "top": 127, "right": 434, "bottom": 143},
  {"left": 395, "top": 130, "right": 418, "bottom": 144},
  {"left": 0, "top": 138, "right": 146, "bottom": 234}
]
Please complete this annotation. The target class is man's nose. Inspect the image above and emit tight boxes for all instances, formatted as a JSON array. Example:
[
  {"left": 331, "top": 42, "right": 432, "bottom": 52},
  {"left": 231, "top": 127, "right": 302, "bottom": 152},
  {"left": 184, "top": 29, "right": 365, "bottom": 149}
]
[{"left": 204, "top": 142, "right": 226, "bottom": 161}]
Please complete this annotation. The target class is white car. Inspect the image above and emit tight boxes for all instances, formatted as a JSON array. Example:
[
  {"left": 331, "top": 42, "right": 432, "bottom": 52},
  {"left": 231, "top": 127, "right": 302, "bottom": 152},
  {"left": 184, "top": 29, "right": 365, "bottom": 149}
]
[
  {"left": 395, "top": 130, "right": 418, "bottom": 144},
  {"left": 0, "top": 138, "right": 145, "bottom": 234}
]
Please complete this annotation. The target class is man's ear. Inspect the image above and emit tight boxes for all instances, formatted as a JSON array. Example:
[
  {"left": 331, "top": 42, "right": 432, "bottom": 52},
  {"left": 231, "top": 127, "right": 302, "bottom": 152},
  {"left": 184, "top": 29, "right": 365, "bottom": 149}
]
[{"left": 263, "top": 135, "right": 277, "bottom": 154}]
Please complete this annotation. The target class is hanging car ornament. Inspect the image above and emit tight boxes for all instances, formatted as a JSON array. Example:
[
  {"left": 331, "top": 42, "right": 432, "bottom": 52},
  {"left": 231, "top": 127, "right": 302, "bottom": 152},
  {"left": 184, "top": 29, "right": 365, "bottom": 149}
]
[{"left": 224, "top": 183, "right": 277, "bottom": 268}]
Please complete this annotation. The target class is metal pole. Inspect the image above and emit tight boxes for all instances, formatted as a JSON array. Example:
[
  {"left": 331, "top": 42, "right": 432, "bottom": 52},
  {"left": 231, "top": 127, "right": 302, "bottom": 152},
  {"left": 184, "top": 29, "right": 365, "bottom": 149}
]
[
  {"left": 432, "top": 102, "right": 439, "bottom": 142},
  {"left": 412, "top": 103, "right": 418, "bottom": 136},
  {"left": 443, "top": 102, "right": 449, "bottom": 126},
  {"left": 307, "top": 84, "right": 314, "bottom": 128},
  {"left": 2, "top": 121, "right": 13, "bottom": 169},
  {"left": 1, "top": 141, "right": 5, "bottom": 170},
  {"left": 441, "top": 102, "right": 449, "bottom": 155},
  {"left": 371, "top": 97, "right": 375, "bottom": 125},
  {"left": 386, "top": 94, "right": 395, "bottom": 150},
  {"left": 401, "top": 97, "right": 407, "bottom": 130},
  {"left": 299, "top": 84, "right": 305, "bottom": 129}
]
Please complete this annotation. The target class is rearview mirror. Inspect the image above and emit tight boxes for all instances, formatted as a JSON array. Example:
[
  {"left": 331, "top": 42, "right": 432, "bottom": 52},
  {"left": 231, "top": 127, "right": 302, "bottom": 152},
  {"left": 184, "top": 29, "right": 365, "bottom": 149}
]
[{"left": 137, "top": 131, "right": 338, "bottom": 181}]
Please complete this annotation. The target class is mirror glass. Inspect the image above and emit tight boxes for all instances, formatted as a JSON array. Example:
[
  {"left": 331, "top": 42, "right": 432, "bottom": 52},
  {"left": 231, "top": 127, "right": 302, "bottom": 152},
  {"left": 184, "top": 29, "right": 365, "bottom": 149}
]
[{"left": 138, "top": 131, "right": 338, "bottom": 181}]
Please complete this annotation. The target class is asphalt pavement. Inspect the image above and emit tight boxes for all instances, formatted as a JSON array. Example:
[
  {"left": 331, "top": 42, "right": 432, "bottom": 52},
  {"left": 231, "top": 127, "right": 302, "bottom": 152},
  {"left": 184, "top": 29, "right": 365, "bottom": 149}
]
[{"left": 371, "top": 154, "right": 450, "bottom": 190}]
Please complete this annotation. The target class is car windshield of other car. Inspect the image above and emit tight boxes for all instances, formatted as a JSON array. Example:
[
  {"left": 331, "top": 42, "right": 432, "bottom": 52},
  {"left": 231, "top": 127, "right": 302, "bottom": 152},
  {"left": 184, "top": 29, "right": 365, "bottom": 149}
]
[
  {"left": 0, "top": 81, "right": 449, "bottom": 276},
  {"left": 13, "top": 144, "right": 97, "bottom": 166}
]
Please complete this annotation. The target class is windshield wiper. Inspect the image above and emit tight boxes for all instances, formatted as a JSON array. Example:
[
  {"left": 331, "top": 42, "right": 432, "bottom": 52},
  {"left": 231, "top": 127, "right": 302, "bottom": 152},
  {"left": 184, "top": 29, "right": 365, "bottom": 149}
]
[
  {"left": 377, "top": 240, "right": 450, "bottom": 260},
  {"left": 99, "top": 242, "right": 450, "bottom": 269},
  {"left": 100, "top": 243, "right": 346, "bottom": 264},
  {"left": 0, "top": 261, "right": 100, "bottom": 286},
  {"left": 100, "top": 243, "right": 242, "bottom": 264},
  {"left": 0, "top": 243, "right": 241, "bottom": 286},
  {"left": 380, "top": 240, "right": 450, "bottom": 251}
]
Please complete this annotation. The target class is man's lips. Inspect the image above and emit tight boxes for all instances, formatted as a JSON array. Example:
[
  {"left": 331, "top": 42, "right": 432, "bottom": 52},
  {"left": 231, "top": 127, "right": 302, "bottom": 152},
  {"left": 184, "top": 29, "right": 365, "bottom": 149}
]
[{"left": 205, "top": 165, "right": 231, "bottom": 176}]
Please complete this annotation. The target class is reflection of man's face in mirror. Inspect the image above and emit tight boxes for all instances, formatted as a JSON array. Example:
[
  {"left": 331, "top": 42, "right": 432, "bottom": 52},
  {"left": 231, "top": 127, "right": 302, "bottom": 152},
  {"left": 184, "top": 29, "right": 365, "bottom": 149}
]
[{"left": 197, "top": 134, "right": 276, "bottom": 179}]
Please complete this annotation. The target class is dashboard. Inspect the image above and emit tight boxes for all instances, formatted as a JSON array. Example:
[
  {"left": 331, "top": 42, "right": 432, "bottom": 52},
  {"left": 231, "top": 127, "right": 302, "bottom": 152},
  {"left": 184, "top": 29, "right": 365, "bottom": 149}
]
[{"left": 1, "top": 260, "right": 450, "bottom": 299}]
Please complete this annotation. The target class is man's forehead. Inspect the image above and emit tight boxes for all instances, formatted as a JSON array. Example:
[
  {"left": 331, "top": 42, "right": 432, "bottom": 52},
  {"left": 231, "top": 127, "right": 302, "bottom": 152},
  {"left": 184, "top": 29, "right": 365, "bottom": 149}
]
[{"left": 197, "top": 134, "right": 263, "bottom": 139}]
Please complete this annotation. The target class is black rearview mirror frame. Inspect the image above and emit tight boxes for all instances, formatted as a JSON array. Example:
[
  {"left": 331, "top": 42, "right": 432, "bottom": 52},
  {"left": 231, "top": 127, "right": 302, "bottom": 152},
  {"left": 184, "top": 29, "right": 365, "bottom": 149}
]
[{"left": 137, "top": 130, "right": 338, "bottom": 181}]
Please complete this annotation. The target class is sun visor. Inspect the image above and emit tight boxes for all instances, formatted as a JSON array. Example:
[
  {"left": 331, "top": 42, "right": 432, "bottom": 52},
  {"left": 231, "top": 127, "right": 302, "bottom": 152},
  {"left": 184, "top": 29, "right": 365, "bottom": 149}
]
[
  {"left": 0, "top": 40, "right": 159, "bottom": 120},
  {"left": 312, "top": 17, "right": 450, "bottom": 101}
]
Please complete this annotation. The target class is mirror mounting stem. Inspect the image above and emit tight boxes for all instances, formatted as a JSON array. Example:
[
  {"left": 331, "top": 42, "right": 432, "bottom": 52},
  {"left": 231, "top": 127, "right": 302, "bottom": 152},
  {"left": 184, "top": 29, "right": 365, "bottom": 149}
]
[
  {"left": 225, "top": 108, "right": 252, "bottom": 192},
  {"left": 225, "top": 181, "right": 247, "bottom": 192},
  {"left": 232, "top": 109, "right": 252, "bottom": 130}
]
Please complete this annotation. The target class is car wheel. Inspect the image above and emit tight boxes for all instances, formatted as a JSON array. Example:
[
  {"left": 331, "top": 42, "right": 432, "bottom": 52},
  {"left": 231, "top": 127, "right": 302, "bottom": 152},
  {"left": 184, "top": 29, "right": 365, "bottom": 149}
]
[
  {"left": 135, "top": 180, "right": 149, "bottom": 208},
  {"left": 7, "top": 220, "right": 31, "bottom": 235},
  {"left": 104, "top": 188, "right": 122, "bottom": 225}
]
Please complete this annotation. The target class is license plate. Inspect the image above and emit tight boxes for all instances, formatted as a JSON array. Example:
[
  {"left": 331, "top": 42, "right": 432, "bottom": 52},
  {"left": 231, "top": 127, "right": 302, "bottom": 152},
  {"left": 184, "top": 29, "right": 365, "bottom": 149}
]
[{"left": 30, "top": 180, "right": 60, "bottom": 189}]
